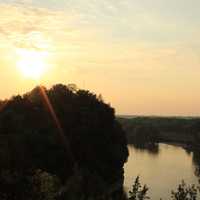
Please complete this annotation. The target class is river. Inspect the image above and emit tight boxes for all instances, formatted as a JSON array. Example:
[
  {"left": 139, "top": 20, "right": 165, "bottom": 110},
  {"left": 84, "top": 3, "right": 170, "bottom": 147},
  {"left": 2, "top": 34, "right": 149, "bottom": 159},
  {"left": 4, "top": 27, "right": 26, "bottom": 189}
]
[{"left": 124, "top": 143, "right": 200, "bottom": 199}]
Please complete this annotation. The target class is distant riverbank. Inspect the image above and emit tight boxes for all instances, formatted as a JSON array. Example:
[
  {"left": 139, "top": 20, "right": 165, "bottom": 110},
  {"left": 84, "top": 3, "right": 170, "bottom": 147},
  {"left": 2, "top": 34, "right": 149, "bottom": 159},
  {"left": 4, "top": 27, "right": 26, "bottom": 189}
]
[{"left": 118, "top": 116, "right": 200, "bottom": 149}]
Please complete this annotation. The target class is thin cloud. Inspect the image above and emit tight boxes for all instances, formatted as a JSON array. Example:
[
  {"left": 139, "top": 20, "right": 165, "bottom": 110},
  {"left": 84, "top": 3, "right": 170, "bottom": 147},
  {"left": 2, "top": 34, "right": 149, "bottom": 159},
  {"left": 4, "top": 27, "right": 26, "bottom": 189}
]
[{"left": 0, "top": 3, "right": 81, "bottom": 51}]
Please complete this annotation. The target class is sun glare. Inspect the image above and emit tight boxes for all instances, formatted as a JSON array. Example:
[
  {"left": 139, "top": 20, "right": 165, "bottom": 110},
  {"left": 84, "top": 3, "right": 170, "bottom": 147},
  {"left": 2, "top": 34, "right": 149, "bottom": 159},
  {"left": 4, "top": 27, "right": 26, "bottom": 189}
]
[{"left": 16, "top": 49, "right": 48, "bottom": 80}]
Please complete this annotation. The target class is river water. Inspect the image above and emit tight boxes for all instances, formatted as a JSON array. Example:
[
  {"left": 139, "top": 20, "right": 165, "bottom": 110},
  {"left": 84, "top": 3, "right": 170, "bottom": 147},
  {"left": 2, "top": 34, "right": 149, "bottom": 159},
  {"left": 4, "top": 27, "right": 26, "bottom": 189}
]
[{"left": 124, "top": 144, "right": 200, "bottom": 199}]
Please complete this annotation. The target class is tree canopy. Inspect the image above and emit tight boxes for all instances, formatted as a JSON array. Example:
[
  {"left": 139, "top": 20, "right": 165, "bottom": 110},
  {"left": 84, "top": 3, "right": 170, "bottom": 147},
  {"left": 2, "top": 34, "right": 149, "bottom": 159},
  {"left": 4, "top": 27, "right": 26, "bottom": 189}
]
[{"left": 0, "top": 84, "right": 128, "bottom": 198}]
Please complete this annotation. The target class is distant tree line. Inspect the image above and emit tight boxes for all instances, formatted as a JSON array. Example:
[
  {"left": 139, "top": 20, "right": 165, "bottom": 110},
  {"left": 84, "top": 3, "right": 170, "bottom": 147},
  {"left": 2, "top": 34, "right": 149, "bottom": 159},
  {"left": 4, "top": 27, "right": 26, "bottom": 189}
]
[{"left": 118, "top": 117, "right": 200, "bottom": 147}]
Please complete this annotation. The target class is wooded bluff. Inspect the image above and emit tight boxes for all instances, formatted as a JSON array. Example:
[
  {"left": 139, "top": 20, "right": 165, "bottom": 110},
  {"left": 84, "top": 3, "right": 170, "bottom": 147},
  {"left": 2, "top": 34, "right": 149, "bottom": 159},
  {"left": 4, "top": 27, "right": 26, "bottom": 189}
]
[{"left": 0, "top": 84, "right": 128, "bottom": 199}]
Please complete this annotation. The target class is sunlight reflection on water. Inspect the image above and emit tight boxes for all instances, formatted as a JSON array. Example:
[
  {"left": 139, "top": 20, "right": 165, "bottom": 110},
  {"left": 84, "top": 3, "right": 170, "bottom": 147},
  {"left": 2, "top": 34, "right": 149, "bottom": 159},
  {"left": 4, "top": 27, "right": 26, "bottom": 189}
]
[{"left": 124, "top": 144, "right": 199, "bottom": 199}]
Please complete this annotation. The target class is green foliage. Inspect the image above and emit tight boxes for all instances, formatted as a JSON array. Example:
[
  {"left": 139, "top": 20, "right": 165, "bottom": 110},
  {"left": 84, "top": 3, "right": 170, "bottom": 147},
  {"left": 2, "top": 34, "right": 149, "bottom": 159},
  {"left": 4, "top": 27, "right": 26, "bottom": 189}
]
[
  {"left": 31, "top": 169, "right": 61, "bottom": 200},
  {"left": 0, "top": 169, "right": 61, "bottom": 200}
]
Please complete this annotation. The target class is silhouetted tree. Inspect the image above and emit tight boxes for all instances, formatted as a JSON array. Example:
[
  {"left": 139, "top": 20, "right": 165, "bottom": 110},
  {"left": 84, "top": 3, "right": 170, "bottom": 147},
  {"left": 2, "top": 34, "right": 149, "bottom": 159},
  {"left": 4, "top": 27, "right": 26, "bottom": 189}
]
[{"left": 0, "top": 84, "right": 128, "bottom": 199}]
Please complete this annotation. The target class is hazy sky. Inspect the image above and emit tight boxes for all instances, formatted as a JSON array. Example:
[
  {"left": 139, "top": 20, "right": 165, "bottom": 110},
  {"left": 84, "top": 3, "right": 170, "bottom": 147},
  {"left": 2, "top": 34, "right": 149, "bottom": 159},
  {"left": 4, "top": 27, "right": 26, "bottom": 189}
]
[{"left": 0, "top": 0, "right": 200, "bottom": 116}]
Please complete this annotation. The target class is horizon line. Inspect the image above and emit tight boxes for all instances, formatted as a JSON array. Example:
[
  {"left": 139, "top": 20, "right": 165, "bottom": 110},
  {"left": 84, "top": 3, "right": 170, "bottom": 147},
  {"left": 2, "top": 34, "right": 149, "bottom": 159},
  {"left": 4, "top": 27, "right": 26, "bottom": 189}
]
[{"left": 117, "top": 114, "right": 200, "bottom": 118}]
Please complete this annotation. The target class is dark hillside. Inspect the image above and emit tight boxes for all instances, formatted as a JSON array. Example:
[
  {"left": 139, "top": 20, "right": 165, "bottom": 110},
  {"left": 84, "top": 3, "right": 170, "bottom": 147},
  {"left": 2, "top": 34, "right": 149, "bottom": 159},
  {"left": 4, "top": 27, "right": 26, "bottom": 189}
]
[{"left": 0, "top": 84, "right": 128, "bottom": 199}]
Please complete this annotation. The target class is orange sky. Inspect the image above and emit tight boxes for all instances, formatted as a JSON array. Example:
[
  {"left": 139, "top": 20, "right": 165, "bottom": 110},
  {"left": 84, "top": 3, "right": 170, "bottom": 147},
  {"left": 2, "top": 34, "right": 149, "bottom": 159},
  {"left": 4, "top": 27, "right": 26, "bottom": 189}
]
[{"left": 0, "top": 0, "right": 200, "bottom": 116}]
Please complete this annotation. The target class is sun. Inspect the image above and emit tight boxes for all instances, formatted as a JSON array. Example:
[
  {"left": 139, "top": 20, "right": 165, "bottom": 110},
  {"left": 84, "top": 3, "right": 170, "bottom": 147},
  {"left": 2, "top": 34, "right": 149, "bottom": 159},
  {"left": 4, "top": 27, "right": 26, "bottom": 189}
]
[{"left": 16, "top": 49, "right": 48, "bottom": 80}]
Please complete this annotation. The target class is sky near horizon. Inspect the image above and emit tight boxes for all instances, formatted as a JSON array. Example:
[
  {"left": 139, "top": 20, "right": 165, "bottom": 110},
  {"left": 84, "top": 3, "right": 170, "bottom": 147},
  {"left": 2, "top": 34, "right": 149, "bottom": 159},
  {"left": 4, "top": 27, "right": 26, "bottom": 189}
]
[{"left": 0, "top": 0, "right": 200, "bottom": 116}]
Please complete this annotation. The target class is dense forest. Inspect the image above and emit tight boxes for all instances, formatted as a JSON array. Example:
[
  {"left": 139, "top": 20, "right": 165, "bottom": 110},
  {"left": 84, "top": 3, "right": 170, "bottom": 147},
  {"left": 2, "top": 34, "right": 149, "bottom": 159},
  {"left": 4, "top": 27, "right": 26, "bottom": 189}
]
[
  {"left": 0, "top": 84, "right": 128, "bottom": 200},
  {"left": 118, "top": 117, "right": 200, "bottom": 148}
]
